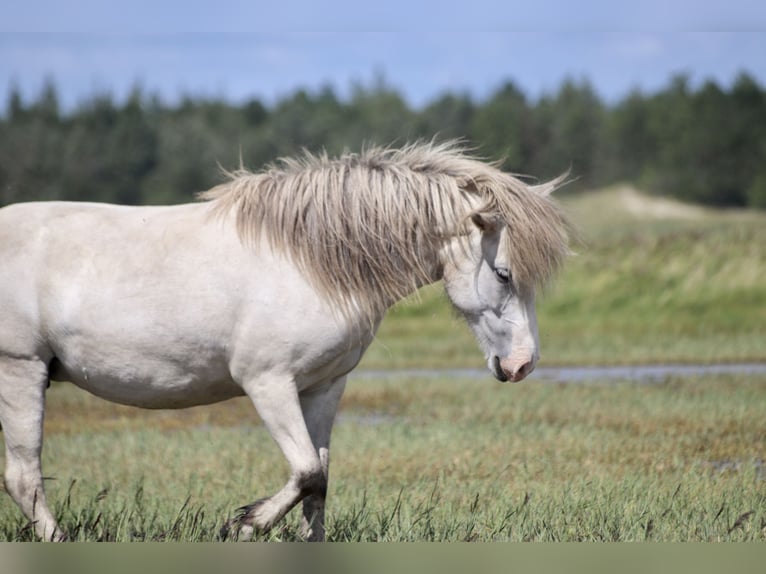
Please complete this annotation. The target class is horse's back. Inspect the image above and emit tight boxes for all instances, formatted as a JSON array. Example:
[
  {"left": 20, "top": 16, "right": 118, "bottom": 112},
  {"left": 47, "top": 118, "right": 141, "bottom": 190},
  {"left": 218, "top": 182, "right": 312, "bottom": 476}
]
[
  {"left": 0, "top": 200, "right": 211, "bottom": 305},
  {"left": 0, "top": 201, "right": 220, "bottom": 352},
  {"left": 0, "top": 200, "right": 209, "bottom": 248}
]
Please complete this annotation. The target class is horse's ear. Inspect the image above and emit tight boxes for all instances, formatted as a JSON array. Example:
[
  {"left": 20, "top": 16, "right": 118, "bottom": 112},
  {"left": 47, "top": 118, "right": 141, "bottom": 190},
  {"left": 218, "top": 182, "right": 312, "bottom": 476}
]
[
  {"left": 459, "top": 177, "right": 479, "bottom": 194},
  {"left": 470, "top": 212, "right": 498, "bottom": 232},
  {"left": 470, "top": 213, "right": 487, "bottom": 230}
]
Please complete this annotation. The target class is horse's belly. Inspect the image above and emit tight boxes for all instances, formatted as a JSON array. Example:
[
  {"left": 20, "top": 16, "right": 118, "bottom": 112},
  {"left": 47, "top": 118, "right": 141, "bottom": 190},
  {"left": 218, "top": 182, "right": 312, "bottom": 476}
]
[{"left": 52, "top": 357, "right": 244, "bottom": 409}]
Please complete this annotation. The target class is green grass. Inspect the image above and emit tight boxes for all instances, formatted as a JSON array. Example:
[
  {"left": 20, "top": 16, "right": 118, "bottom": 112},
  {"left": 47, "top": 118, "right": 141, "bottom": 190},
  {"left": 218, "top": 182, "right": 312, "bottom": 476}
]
[
  {"left": 1, "top": 373, "right": 764, "bottom": 541},
  {"left": 361, "top": 186, "right": 766, "bottom": 368}
]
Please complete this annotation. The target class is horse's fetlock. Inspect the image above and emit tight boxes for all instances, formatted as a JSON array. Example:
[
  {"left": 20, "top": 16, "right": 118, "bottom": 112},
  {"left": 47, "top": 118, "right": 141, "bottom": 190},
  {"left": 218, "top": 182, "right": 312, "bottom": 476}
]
[{"left": 296, "top": 468, "right": 327, "bottom": 498}]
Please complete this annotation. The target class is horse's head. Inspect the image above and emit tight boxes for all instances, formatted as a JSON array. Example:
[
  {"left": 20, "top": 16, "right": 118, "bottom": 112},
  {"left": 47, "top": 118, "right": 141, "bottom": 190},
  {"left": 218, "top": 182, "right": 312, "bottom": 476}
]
[{"left": 442, "top": 213, "right": 542, "bottom": 383}]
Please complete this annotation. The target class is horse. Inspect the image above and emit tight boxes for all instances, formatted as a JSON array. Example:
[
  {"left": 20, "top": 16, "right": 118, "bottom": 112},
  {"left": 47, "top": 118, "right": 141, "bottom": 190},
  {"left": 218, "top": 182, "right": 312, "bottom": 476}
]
[{"left": 0, "top": 141, "right": 569, "bottom": 541}]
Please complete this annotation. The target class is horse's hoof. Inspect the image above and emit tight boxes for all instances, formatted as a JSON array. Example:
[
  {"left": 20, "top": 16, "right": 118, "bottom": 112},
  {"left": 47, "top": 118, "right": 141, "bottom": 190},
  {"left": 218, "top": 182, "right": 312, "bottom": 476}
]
[
  {"left": 219, "top": 518, "right": 237, "bottom": 541},
  {"left": 51, "top": 531, "right": 70, "bottom": 542},
  {"left": 219, "top": 518, "right": 254, "bottom": 541},
  {"left": 220, "top": 499, "right": 268, "bottom": 541}
]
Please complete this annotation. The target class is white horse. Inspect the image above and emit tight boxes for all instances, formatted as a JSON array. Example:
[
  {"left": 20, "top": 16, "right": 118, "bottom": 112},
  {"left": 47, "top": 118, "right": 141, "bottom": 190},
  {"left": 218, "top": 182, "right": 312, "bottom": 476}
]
[{"left": 0, "top": 141, "right": 569, "bottom": 541}]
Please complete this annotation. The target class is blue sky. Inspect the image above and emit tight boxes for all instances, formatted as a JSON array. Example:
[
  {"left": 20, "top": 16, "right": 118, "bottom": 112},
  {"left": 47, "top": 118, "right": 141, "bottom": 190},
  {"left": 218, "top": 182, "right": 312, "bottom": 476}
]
[{"left": 2, "top": 1, "right": 765, "bottom": 110}]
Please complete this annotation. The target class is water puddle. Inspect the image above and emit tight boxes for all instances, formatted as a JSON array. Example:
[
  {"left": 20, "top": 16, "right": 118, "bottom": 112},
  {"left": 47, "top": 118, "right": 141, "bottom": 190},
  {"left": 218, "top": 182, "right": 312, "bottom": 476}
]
[
  {"left": 342, "top": 363, "right": 766, "bottom": 428},
  {"left": 702, "top": 458, "right": 766, "bottom": 480},
  {"left": 353, "top": 363, "right": 766, "bottom": 384}
]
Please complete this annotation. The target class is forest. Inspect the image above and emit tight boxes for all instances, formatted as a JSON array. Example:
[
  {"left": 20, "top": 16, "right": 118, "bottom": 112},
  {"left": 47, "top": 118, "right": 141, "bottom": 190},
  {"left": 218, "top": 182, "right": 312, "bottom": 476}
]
[{"left": 1, "top": 71, "right": 765, "bottom": 208}]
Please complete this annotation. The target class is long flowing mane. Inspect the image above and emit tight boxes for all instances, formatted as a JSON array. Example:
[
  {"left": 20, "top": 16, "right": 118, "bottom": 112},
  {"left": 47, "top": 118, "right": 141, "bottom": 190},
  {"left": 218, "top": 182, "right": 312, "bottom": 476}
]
[{"left": 200, "top": 141, "right": 570, "bottom": 322}]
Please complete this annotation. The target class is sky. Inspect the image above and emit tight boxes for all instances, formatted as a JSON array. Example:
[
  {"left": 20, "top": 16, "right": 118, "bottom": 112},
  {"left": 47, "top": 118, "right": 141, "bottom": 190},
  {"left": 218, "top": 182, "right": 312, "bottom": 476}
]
[{"left": 2, "top": 1, "right": 766, "bottom": 110}]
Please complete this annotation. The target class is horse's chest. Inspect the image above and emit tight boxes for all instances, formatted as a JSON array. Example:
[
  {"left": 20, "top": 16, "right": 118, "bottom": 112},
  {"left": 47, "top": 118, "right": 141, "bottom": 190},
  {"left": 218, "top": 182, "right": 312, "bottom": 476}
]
[
  {"left": 294, "top": 342, "right": 368, "bottom": 391},
  {"left": 234, "top": 315, "right": 375, "bottom": 391}
]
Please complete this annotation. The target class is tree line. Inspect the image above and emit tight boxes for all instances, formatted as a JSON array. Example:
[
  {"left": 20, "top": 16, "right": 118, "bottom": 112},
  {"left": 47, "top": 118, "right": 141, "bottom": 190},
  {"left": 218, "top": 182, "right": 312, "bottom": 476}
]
[{"left": 2, "top": 72, "right": 765, "bottom": 208}]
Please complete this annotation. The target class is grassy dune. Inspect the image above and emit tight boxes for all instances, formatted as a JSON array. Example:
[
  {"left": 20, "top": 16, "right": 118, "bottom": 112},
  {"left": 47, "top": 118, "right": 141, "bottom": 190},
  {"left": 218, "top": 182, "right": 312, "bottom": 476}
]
[
  {"left": 361, "top": 185, "right": 766, "bottom": 368},
  {"left": 1, "top": 373, "right": 764, "bottom": 541}
]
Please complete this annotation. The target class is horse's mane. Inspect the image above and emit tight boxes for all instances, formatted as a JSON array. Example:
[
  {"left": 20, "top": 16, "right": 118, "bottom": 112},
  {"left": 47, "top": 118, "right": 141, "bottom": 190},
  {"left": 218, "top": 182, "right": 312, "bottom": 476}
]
[{"left": 200, "top": 141, "right": 570, "bottom": 322}]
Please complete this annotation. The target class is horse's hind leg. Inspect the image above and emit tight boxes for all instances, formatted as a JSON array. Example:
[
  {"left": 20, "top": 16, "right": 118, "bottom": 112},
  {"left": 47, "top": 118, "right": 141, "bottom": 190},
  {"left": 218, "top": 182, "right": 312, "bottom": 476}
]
[{"left": 0, "top": 356, "right": 64, "bottom": 541}]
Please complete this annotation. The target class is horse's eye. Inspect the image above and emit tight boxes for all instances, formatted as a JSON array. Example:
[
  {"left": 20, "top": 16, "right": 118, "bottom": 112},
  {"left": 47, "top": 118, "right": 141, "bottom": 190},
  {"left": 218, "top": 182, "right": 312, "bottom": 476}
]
[{"left": 494, "top": 267, "right": 511, "bottom": 284}]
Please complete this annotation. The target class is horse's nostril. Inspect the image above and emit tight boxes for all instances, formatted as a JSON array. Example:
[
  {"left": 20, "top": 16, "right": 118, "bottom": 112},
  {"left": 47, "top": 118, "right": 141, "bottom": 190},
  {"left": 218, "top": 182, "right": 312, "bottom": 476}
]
[
  {"left": 499, "top": 356, "right": 535, "bottom": 382},
  {"left": 515, "top": 360, "right": 534, "bottom": 380}
]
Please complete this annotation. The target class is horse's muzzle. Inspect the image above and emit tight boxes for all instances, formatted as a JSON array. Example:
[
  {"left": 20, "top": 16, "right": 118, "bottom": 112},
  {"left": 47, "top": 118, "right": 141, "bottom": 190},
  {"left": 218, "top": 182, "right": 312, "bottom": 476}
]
[{"left": 493, "top": 355, "right": 535, "bottom": 383}]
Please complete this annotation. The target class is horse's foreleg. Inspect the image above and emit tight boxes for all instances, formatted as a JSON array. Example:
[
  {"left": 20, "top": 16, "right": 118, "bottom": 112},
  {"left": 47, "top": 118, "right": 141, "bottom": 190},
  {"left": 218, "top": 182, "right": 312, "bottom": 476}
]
[
  {"left": 225, "top": 374, "right": 325, "bottom": 540},
  {"left": 298, "top": 375, "right": 347, "bottom": 541},
  {"left": 0, "top": 357, "right": 65, "bottom": 541}
]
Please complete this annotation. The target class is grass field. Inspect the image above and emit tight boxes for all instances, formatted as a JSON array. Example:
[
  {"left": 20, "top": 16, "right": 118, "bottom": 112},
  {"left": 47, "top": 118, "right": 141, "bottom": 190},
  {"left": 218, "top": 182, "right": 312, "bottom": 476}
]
[
  {"left": 1, "top": 372, "right": 764, "bottom": 541},
  {"left": 1, "top": 186, "right": 764, "bottom": 541}
]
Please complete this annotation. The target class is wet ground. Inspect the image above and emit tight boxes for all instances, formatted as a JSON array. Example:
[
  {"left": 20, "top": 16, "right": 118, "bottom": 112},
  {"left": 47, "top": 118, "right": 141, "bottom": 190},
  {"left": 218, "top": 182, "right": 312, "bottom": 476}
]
[{"left": 353, "top": 363, "right": 766, "bottom": 383}]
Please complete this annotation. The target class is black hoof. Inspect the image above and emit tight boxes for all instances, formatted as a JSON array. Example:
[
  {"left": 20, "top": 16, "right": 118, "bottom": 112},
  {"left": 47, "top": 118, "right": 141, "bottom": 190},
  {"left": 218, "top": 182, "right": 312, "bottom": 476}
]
[
  {"left": 219, "top": 518, "right": 240, "bottom": 541},
  {"left": 219, "top": 498, "right": 268, "bottom": 541}
]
